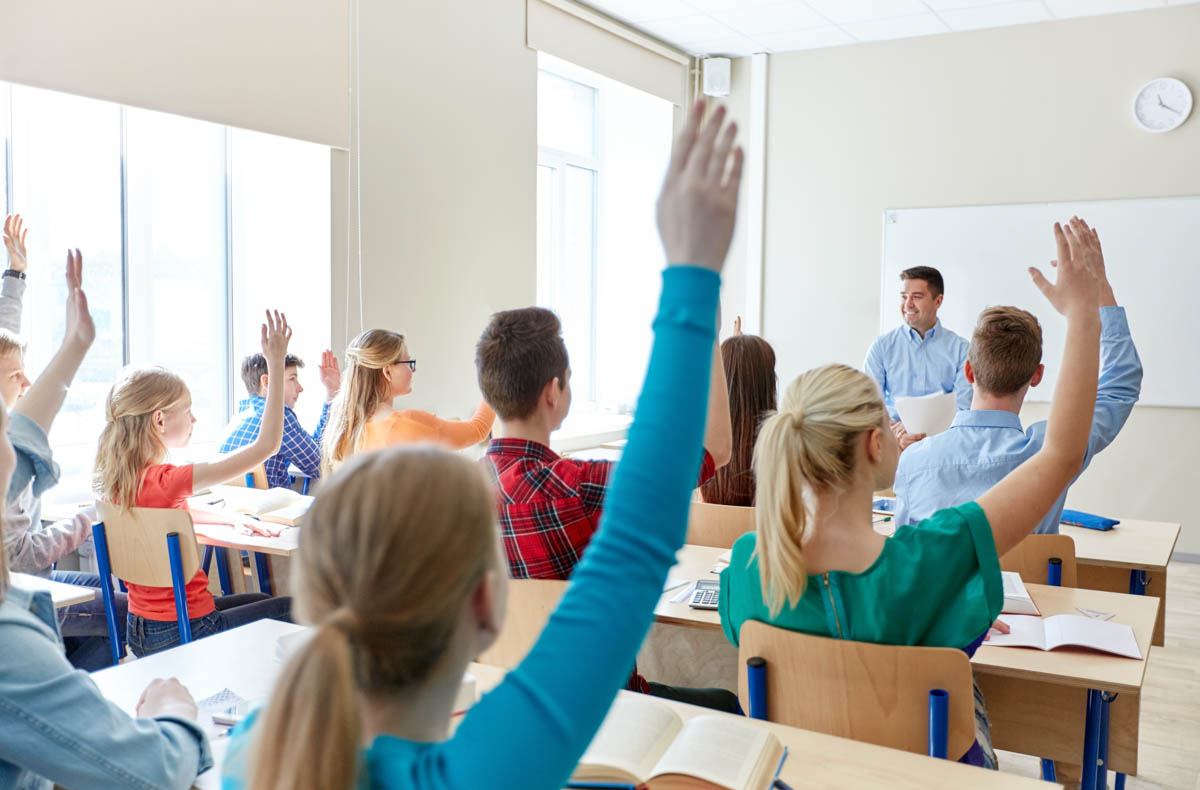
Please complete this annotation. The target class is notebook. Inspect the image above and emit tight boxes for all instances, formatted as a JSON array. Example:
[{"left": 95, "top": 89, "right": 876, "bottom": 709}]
[
  {"left": 571, "top": 694, "right": 783, "bottom": 790},
  {"left": 986, "top": 614, "right": 1142, "bottom": 659},
  {"left": 230, "top": 487, "right": 314, "bottom": 526},
  {"left": 1001, "top": 571, "right": 1041, "bottom": 616}
]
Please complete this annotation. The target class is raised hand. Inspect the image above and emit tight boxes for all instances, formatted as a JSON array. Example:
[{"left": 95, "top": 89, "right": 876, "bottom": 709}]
[
  {"left": 656, "top": 100, "right": 744, "bottom": 273},
  {"left": 260, "top": 310, "right": 292, "bottom": 367},
  {"left": 63, "top": 249, "right": 95, "bottom": 349},
  {"left": 3, "top": 215, "right": 29, "bottom": 273},
  {"left": 1028, "top": 217, "right": 1101, "bottom": 319},
  {"left": 318, "top": 348, "right": 341, "bottom": 400},
  {"left": 733, "top": 315, "right": 743, "bottom": 335}
]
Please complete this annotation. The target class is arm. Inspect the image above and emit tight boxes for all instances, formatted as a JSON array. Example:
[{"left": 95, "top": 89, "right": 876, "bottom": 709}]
[
  {"left": 280, "top": 409, "right": 322, "bottom": 479},
  {"left": 702, "top": 331, "right": 732, "bottom": 468},
  {"left": 3, "top": 506, "right": 91, "bottom": 574},
  {"left": 443, "top": 100, "right": 741, "bottom": 789},
  {"left": 978, "top": 218, "right": 1102, "bottom": 557},
  {"left": 191, "top": 312, "right": 291, "bottom": 491},
  {"left": 0, "top": 214, "right": 29, "bottom": 333},
  {"left": 863, "top": 337, "right": 888, "bottom": 404},
  {"left": 400, "top": 401, "right": 495, "bottom": 449}
]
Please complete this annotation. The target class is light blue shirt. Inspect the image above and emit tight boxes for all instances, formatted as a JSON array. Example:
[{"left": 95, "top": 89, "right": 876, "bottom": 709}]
[
  {"left": 894, "top": 307, "right": 1141, "bottom": 535},
  {"left": 864, "top": 319, "right": 972, "bottom": 422}
]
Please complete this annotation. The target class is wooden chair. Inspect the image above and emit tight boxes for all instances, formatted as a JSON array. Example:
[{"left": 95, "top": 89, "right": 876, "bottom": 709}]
[
  {"left": 92, "top": 503, "right": 204, "bottom": 666},
  {"left": 737, "top": 621, "right": 976, "bottom": 760},
  {"left": 477, "top": 579, "right": 567, "bottom": 668},
  {"left": 685, "top": 501, "right": 755, "bottom": 549},
  {"left": 1000, "top": 534, "right": 1078, "bottom": 587}
]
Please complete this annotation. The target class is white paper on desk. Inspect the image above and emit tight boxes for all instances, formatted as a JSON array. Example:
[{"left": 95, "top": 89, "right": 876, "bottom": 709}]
[
  {"left": 670, "top": 582, "right": 697, "bottom": 603},
  {"left": 894, "top": 391, "right": 957, "bottom": 437},
  {"left": 193, "top": 521, "right": 300, "bottom": 552},
  {"left": 663, "top": 576, "right": 690, "bottom": 592},
  {"left": 988, "top": 614, "right": 1142, "bottom": 659}
]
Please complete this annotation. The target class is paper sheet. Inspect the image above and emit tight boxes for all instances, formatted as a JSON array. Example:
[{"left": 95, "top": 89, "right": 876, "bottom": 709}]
[{"left": 895, "top": 391, "right": 957, "bottom": 436}]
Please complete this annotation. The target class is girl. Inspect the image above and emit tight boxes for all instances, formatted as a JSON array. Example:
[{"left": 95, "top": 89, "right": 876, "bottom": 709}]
[
  {"left": 221, "top": 100, "right": 744, "bottom": 790},
  {"left": 93, "top": 311, "right": 294, "bottom": 656},
  {"left": 719, "top": 218, "right": 1106, "bottom": 767},
  {"left": 701, "top": 326, "right": 776, "bottom": 506},
  {"left": 321, "top": 328, "right": 494, "bottom": 473}
]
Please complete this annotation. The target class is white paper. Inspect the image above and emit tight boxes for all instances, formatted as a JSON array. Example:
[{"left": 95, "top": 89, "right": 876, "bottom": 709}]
[
  {"left": 1001, "top": 571, "right": 1040, "bottom": 615},
  {"left": 894, "top": 391, "right": 957, "bottom": 436},
  {"left": 663, "top": 576, "right": 690, "bottom": 592},
  {"left": 988, "top": 614, "right": 1142, "bottom": 659},
  {"left": 670, "top": 582, "right": 698, "bottom": 603}
]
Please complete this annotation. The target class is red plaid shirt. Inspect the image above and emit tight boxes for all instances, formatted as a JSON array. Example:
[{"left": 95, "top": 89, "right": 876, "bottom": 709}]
[{"left": 483, "top": 438, "right": 716, "bottom": 693}]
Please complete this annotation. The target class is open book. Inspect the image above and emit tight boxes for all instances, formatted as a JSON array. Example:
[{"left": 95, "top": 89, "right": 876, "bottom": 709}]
[
  {"left": 987, "top": 614, "right": 1142, "bottom": 659},
  {"left": 227, "top": 487, "right": 313, "bottom": 526},
  {"left": 1001, "top": 571, "right": 1040, "bottom": 616},
  {"left": 572, "top": 695, "right": 783, "bottom": 790}
]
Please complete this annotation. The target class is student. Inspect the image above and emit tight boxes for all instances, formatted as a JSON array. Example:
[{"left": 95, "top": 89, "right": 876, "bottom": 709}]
[
  {"left": 700, "top": 319, "right": 776, "bottom": 507},
  {"left": 222, "top": 99, "right": 744, "bottom": 790},
  {"left": 864, "top": 266, "right": 971, "bottom": 451},
  {"left": 93, "top": 311, "right": 294, "bottom": 657},
  {"left": 1, "top": 228, "right": 127, "bottom": 670},
  {"left": 322, "top": 329, "right": 494, "bottom": 472},
  {"left": 894, "top": 222, "right": 1140, "bottom": 533},
  {"left": 0, "top": 264, "right": 211, "bottom": 790},
  {"left": 720, "top": 219, "right": 1106, "bottom": 768},
  {"left": 220, "top": 349, "right": 341, "bottom": 489}
]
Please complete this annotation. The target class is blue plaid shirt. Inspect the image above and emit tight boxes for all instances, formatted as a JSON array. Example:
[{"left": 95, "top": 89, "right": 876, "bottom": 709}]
[{"left": 218, "top": 395, "right": 330, "bottom": 488}]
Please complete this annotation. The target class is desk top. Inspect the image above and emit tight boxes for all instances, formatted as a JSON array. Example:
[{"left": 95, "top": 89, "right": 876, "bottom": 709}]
[
  {"left": 972, "top": 584, "right": 1158, "bottom": 694},
  {"left": 1061, "top": 518, "right": 1180, "bottom": 571},
  {"left": 10, "top": 572, "right": 95, "bottom": 608},
  {"left": 654, "top": 544, "right": 724, "bottom": 631},
  {"left": 548, "top": 412, "right": 631, "bottom": 454}
]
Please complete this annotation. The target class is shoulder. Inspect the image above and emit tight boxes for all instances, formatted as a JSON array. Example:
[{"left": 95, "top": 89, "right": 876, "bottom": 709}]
[
  {"left": 0, "top": 591, "right": 67, "bottom": 667},
  {"left": 728, "top": 531, "right": 759, "bottom": 572},
  {"left": 140, "top": 464, "right": 195, "bottom": 501},
  {"left": 896, "top": 501, "right": 989, "bottom": 545},
  {"left": 871, "top": 326, "right": 904, "bottom": 351},
  {"left": 393, "top": 410, "right": 439, "bottom": 428}
]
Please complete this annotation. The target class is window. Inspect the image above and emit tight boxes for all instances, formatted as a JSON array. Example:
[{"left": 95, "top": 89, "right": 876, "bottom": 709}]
[
  {"left": 536, "top": 53, "right": 674, "bottom": 413},
  {"left": 0, "top": 83, "right": 332, "bottom": 501}
]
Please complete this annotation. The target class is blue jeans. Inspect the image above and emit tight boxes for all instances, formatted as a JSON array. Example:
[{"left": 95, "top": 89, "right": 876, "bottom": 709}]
[
  {"left": 126, "top": 593, "right": 292, "bottom": 657},
  {"left": 53, "top": 571, "right": 128, "bottom": 672}
]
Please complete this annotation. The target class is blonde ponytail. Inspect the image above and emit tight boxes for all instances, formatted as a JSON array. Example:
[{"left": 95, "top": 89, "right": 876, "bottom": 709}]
[
  {"left": 322, "top": 329, "right": 407, "bottom": 474},
  {"left": 248, "top": 446, "right": 499, "bottom": 790},
  {"left": 752, "top": 364, "right": 886, "bottom": 616}
]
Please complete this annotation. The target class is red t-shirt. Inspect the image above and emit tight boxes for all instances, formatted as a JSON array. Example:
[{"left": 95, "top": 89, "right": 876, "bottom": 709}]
[{"left": 124, "top": 464, "right": 216, "bottom": 621}]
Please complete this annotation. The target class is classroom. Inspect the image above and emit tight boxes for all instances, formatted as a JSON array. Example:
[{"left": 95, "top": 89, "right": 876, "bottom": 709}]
[{"left": 0, "top": 1, "right": 1197, "bottom": 789}]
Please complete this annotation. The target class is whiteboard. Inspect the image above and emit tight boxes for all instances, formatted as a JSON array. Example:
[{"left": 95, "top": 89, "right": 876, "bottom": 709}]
[{"left": 881, "top": 197, "right": 1198, "bottom": 408}]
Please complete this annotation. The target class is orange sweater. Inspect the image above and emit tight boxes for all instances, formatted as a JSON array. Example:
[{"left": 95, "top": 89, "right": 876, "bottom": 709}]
[{"left": 359, "top": 400, "right": 495, "bottom": 452}]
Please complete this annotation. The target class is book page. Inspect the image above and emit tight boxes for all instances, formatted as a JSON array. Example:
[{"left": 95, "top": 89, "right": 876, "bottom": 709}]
[
  {"left": 1044, "top": 615, "right": 1142, "bottom": 659},
  {"left": 575, "top": 695, "right": 683, "bottom": 783},
  {"left": 235, "top": 487, "right": 307, "bottom": 516},
  {"left": 650, "top": 716, "right": 772, "bottom": 790},
  {"left": 1001, "top": 571, "right": 1040, "bottom": 615},
  {"left": 259, "top": 499, "right": 313, "bottom": 526},
  {"left": 985, "top": 615, "right": 1048, "bottom": 651}
]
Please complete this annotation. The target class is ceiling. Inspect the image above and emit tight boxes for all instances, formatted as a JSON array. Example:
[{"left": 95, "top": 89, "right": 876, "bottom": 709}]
[{"left": 580, "top": 0, "right": 1198, "bottom": 57}]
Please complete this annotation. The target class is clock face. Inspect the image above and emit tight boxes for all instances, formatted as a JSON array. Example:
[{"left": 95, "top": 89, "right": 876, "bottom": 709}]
[{"left": 1133, "top": 77, "right": 1193, "bottom": 133}]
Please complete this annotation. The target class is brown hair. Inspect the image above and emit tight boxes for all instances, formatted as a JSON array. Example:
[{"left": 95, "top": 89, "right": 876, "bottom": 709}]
[
  {"left": 247, "top": 446, "right": 500, "bottom": 790},
  {"left": 475, "top": 307, "right": 569, "bottom": 420},
  {"left": 322, "top": 329, "right": 407, "bottom": 473},
  {"left": 93, "top": 367, "right": 190, "bottom": 510},
  {"left": 240, "top": 353, "right": 305, "bottom": 398},
  {"left": 701, "top": 334, "right": 776, "bottom": 507},
  {"left": 968, "top": 306, "right": 1043, "bottom": 396},
  {"left": 753, "top": 365, "right": 886, "bottom": 616},
  {"left": 900, "top": 266, "right": 945, "bottom": 298}
]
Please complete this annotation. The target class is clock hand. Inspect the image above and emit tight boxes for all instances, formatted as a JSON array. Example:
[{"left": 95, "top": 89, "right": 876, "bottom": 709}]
[
  {"left": 1161, "top": 101, "right": 1182, "bottom": 114},
  {"left": 1158, "top": 94, "right": 1166, "bottom": 108}
]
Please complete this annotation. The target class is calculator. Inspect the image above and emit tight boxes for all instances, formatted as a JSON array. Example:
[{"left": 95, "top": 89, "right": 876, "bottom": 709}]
[{"left": 689, "top": 579, "right": 720, "bottom": 610}]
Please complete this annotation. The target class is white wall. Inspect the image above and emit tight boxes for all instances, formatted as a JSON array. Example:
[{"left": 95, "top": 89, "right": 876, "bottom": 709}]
[{"left": 760, "top": 5, "right": 1200, "bottom": 553}]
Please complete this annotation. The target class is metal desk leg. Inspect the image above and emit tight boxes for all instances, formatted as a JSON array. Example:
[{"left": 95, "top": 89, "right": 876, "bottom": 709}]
[
  {"left": 1095, "top": 692, "right": 1116, "bottom": 790},
  {"left": 1040, "top": 759, "right": 1057, "bottom": 782},
  {"left": 253, "top": 552, "right": 272, "bottom": 595},
  {"left": 1081, "top": 689, "right": 1103, "bottom": 790},
  {"left": 1128, "top": 569, "right": 1147, "bottom": 595}
]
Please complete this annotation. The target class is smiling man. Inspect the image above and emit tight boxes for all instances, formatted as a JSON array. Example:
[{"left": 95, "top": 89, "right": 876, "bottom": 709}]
[{"left": 864, "top": 266, "right": 971, "bottom": 450}]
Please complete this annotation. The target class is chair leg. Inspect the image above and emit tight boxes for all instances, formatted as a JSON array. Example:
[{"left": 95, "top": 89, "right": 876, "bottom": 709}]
[
  {"left": 746, "top": 657, "right": 767, "bottom": 720},
  {"left": 166, "top": 532, "right": 193, "bottom": 644},
  {"left": 928, "top": 689, "right": 948, "bottom": 759},
  {"left": 91, "top": 523, "right": 124, "bottom": 667},
  {"left": 1081, "top": 689, "right": 1104, "bottom": 790},
  {"left": 214, "top": 548, "right": 233, "bottom": 595},
  {"left": 202, "top": 545, "right": 214, "bottom": 574},
  {"left": 301, "top": 477, "right": 310, "bottom": 495},
  {"left": 1040, "top": 759, "right": 1057, "bottom": 782},
  {"left": 254, "top": 552, "right": 272, "bottom": 596}
]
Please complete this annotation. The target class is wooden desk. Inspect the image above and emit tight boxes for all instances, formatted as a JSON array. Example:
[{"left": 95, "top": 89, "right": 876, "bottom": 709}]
[
  {"left": 654, "top": 544, "right": 724, "bottom": 631},
  {"left": 1061, "top": 518, "right": 1179, "bottom": 646},
  {"left": 10, "top": 572, "right": 95, "bottom": 608}
]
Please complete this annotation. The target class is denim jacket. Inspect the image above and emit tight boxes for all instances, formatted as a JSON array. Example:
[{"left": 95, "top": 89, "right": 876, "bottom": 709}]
[{"left": 0, "top": 585, "right": 212, "bottom": 789}]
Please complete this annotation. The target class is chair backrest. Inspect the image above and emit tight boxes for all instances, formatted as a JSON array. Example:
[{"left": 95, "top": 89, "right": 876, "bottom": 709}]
[
  {"left": 95, "top": 502, "right": 202, "bottom": 587},
  {"left": 686, "top": 501, "right": 755, "bottom": 549},
  {"left": 477, "top": 579, "right": 567, "bottom": 669},
  {"left": 1000, "top": 534, "right": 1078, "bottom": 587},
  {"left": 737, "top": 621, "right": 976, "bottom": 759}
]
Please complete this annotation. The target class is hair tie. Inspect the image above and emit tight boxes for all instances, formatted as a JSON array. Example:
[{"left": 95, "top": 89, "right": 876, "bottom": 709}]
[{"left": 324, "top": 606, "right": 363, "bottom": 637}]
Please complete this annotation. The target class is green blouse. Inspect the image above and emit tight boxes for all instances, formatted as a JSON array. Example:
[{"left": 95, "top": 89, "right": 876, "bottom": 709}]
[{"left": 719, "top": 502, "right": 1003, "bottom": 650}]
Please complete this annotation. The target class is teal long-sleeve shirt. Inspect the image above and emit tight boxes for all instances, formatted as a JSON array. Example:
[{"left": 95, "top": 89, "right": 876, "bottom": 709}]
[{"left": 222, "top": 265, "right": 720, "bottom": 790}]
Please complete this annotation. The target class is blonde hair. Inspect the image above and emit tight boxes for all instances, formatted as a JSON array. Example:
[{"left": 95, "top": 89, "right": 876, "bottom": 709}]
[
  {"left": 93, "top": 367, "right": 189, "bottom": 510},
  {"left": 322, "top": 329, "right": 407, "bottom": 474},
  {"left": 248, "top": 446, "right": 499, "bottom": 790},
  {"left": 0, "top": 329, "right": 25, "bottom": 360},
  {"left": 752, "top": 364, "right": 886, "bottom": 616}
]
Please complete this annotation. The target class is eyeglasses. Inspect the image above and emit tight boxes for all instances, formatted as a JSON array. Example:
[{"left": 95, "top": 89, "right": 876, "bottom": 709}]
[{"left": 396, "top": 359, "right": 417, "bottom": 372}]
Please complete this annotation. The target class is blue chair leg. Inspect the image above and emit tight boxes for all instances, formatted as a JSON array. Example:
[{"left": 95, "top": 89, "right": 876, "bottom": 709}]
[
  {"left": 301, "top": 477, "right": 310, "bottom": 495},
  {"left": 214, "top": 547, "right": 232, "bottom": 595},
  {"left": 1128, "top": 570, "right": 1147, "bottom": 595},
  {"left": 166, "top": 533, "right": 193, "bottom": 644},
  {"left": 254, "top": 552, "right": 272, "bottom": 596},
  {"left": 1047, "top": 557, "right": 1062, "bottom": 587},
  {"left": 1097, "top": 693, "right": 1117, "bottom": 790},
  {"left": 91, "top": 523, "right": 124, "bottom": 667},
  {"left": 746, "top": 657, "right": 768, "bottom": 720},
  {"left": 1115, "top": 771, "right": 1126, "bottom": 789},
  {"left": 118, "top": 579, "right": 127, "bottom": 593},
  {"left": 1040, "top": 759, "right": 1057, "bottom": 782},
  {"left": 1081, "top": 689, "right": 1104, "bottom": 790},
  {"left": 928, "top": 689, "right": 948, "bottom": 759},
  {"left": 245, "top": 472, "right": 255, "bottom": 488},
  {"left": 202, "top": 545, "right": 214, "bottom": 574}
]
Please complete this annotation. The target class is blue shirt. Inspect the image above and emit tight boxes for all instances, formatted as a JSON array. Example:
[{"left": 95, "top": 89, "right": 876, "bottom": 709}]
[
  {"left": 864, "top": 319, "right": 972, "bottom": 421},
  {"left": 221, "top": 266, "right": 720, "bottom": 790},
  {"left": 218, "top": 396, "right": 330, "bottom": 488},
  {"left": 894, "top": 307, "right": 1141, "bottom": 535}
]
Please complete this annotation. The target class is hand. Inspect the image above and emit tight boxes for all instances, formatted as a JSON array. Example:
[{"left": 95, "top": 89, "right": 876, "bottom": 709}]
[
  {"left": 318, "top": 349, "right": 341, "bottom": 400},
  {"left": 237, "top": 516, "right": 281, "bottom": 538},
  {"left": 3, "top": 215, "right": 29, "bottom": 273},
  {"left": 733, "top": 316, "right": 743, "bottom": 335},
  {"left": 656, "top": 99, "right": 744, "bottom": 273},
  {"left": 984, "top": 619, "right": 1011, "bottom": 641},
  {"left": 890, "top": 420, "right": 905, "bottom": 441},
  {"left": 1028, "top": 217, "right": 1102, "bottom": 319},
  {"left": 260, "top": 310, "right": 292, "bottom": 368},
  {"left": 898, "top": 431, "right": 926, "bottom": 451},
  {"left": 63, "top": 249, "right": 95, "bottom": 349},
  {"left": 136, "top": 678, "right": 198, "bottom": 721}
]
